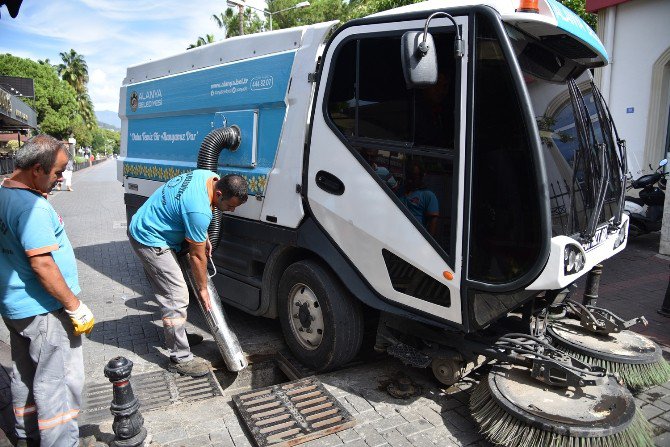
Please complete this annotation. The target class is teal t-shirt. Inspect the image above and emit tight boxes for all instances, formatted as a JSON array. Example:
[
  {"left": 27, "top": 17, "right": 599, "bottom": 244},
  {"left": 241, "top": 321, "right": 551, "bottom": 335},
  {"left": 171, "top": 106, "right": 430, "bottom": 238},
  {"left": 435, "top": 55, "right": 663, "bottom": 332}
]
[
  {"left": 0, "top": 179, "right": 80, "bottom": 319},
  {"left": 401, "top": 188, "right": 439, "bottom": 226},
  {"left": 129, "top": 170, "right": 216, "bottom": 251}
]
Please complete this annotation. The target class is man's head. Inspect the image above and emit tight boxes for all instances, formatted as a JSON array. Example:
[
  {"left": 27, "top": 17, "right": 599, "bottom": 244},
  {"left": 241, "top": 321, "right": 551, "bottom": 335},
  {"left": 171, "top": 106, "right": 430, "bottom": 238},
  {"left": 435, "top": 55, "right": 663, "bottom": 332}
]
[
  {"left": 406, "top": 163, "right": 425, "bottom": 191},
  {"left": 213, "top": 174, "right": 248, "bottom": 212},
  {"left": 14, "top": 134, "right": 70, "bottom": 194}
]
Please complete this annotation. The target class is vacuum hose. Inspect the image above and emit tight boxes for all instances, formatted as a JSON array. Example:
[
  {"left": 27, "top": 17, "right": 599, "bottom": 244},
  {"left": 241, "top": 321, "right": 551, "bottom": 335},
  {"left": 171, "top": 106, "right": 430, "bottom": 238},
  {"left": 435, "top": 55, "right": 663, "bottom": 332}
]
[
  {"left": 197, "top": 125, "right": 241, "bottom": 249},
  {"left": 184, "top": 125, "right": 247, "bottom": 372}
]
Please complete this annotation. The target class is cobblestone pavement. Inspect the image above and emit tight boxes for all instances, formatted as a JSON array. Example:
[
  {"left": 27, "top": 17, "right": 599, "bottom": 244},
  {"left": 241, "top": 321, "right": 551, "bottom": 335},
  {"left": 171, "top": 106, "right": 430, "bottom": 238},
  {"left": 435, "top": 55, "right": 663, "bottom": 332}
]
[{"left": 1, "top": 159, "right": 670, "bottom": 446}]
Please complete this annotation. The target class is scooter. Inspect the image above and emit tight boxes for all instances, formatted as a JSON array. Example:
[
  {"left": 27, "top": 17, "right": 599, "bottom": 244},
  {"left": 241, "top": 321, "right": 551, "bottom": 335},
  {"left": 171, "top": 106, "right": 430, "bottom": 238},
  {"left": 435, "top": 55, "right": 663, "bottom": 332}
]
[{"left": 624, "top": 159, "right": 667, "bottom": 237}]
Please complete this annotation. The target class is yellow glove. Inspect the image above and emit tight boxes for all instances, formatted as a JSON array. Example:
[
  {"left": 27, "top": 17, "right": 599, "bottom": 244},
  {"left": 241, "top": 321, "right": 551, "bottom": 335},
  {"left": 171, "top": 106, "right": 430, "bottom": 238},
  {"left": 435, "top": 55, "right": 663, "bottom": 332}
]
[{"left": 65, "top": 302, "right": 95, "bottom": 336}]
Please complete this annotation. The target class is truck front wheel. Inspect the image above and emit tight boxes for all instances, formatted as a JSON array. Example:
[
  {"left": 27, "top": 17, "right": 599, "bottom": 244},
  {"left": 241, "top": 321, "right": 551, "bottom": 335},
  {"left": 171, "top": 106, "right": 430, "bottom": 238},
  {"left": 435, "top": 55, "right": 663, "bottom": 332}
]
[{"left": 278, "top": 260, "right": 363, "bottom": 372}]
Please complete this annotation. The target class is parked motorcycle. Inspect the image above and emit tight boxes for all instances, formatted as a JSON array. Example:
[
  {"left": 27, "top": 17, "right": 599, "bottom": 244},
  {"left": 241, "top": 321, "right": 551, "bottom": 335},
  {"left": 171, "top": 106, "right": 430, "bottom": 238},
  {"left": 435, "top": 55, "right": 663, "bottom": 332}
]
[{"left": 624, "top": 159, "right": 667, "bottom": 237}]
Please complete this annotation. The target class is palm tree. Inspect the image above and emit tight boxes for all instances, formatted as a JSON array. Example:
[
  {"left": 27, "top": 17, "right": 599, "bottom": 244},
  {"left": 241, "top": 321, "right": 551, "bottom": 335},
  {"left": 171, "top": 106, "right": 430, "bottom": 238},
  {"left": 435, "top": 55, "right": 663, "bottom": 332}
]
[
  {"left": 212, "top": 12, "right": 226, "bottom": 29},
  {"left": 57, "top": 49, "right": 96, "bottom": 129},
  {"left": 57, "top": 49, "right": 89, "bottom": 95},
  {"left": 187, "top": 34, "right": 216, "bottom": 50}
]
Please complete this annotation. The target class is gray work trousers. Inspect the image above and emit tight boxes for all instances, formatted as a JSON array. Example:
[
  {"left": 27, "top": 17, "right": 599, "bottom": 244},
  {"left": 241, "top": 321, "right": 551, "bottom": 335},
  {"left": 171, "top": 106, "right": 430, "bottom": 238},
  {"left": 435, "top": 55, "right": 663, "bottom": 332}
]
[
  {"left": 3, "top": 309, "right": 83, "bottom": 447},
  {"left": 128, "top": 235, "right": 193, "bottom": 363}
]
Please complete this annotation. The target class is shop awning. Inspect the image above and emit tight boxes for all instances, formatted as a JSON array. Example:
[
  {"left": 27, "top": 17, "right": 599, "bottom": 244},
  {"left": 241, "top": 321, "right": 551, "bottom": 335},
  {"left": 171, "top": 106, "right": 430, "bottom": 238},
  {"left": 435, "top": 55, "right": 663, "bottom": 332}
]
[{"left": 0, "top": 86, "right": 37, "bottom": 131}]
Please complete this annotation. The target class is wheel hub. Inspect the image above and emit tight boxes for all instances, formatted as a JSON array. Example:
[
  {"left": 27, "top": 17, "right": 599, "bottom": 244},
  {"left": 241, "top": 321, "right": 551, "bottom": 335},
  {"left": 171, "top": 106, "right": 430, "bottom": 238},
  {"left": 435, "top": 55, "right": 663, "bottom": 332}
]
[
  {"left": 431, "top": 358, "right": 463, "bottom": 386},
  {"left": 288, "top": 283, "right": 324, "bottom": 350},
  {"left": 298, "top": 302, "right": 313, "bottom": 329}
]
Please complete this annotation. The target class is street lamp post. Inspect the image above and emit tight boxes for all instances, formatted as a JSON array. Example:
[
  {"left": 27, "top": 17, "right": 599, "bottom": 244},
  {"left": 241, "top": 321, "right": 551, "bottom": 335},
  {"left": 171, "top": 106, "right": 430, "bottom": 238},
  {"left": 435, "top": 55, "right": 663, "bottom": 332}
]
[{"left": 227, "top": 0, "right": 310, "bottom": 32}]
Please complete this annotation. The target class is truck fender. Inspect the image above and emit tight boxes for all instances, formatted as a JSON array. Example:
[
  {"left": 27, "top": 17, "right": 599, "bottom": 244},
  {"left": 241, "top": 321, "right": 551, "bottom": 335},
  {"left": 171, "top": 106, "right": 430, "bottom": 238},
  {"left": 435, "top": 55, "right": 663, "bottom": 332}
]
[
  {"left": 294, "top": 218, "right": 426, "bottom": 319},
  {"left": 260, "top": 245, "right": 311, "bottom": 319}
]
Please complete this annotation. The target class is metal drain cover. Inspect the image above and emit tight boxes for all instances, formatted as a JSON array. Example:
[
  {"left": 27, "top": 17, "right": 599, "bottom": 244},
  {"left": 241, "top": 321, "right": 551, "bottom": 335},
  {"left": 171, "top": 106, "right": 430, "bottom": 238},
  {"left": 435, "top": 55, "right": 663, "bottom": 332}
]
[
  {"left": 80, "top": 370, "right": 222, "bottom": 424},
  {"left": 233, "top": 377, "right": 355, "bottom": 447}
]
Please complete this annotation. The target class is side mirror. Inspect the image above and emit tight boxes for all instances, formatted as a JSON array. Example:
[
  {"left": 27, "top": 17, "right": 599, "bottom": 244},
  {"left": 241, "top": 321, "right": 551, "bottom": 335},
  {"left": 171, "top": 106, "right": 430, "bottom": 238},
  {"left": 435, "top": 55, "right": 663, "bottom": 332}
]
[
  {"left": 659, "top": 159, "right": 668, "bottom": 167},
  {"left": 401, "top": 31, "right": 438, "bottom": 89}
]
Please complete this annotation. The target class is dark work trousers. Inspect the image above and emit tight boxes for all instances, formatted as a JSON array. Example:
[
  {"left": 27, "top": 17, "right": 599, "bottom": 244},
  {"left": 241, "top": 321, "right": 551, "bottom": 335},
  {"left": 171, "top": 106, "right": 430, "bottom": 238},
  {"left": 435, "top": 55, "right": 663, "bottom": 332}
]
[{"left": 3, "top": 309, "right": 83, "bottom": 447}]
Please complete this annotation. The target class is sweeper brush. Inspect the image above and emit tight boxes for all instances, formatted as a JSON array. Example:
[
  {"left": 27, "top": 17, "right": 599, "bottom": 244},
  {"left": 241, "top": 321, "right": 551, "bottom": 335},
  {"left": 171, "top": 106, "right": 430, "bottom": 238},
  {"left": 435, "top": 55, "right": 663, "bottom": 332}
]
[
  {"left": 545, "top": 298, "right": 670, "bottom": 391},
  {"left": 547, "top": 319, "right": 670, "bottom": 391},
  {"left": 470, "top": 364, "right": 654, "bottom": 447}
]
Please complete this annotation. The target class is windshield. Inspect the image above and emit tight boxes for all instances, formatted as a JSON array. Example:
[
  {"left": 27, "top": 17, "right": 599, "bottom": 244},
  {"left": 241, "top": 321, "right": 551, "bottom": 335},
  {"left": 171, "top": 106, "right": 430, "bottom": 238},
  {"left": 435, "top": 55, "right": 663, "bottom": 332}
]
[{"left": 506, "top": 25, "right": 626, "bottom": 242}]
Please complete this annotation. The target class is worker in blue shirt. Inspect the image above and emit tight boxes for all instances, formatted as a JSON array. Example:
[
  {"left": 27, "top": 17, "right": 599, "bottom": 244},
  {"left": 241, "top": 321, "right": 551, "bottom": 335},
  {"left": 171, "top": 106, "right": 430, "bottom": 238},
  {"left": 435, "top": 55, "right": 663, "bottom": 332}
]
[
  {"left": 128, "top": 171, "right": 248, "bottom": 377},
  {"left": 401, "top": 163, "right": 439, "bottom": 236},
  {"left": 0, "top": 135, "right": 95, "bottom": 447}
]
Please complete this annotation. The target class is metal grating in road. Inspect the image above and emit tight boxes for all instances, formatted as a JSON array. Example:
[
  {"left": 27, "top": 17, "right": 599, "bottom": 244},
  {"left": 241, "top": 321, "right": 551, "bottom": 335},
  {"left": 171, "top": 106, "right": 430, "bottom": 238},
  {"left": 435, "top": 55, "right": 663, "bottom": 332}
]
[
  {"left": 79, "top": 370, "right": 222, "bottom": 424},
  {"left": 233, "top": 377, "right": 355, "bottom": 447}
]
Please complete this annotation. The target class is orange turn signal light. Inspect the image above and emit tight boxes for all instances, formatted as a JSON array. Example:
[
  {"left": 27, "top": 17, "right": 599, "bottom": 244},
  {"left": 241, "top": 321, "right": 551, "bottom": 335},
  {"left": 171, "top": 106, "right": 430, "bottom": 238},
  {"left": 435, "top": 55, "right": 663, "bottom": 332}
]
[
  {"left": 517, "top": 0, "right": 539, "bottom": 13},
  {"left": 443, "top": 271, "right": 454, "bottom": 280}
]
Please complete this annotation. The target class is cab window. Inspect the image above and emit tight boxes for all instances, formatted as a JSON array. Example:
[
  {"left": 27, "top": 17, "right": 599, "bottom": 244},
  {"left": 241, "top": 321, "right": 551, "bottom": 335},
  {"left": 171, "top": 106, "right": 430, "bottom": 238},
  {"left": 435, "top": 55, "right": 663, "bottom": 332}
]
[{"left": 327, "top": 31, "right": 459, "bottom": 261}]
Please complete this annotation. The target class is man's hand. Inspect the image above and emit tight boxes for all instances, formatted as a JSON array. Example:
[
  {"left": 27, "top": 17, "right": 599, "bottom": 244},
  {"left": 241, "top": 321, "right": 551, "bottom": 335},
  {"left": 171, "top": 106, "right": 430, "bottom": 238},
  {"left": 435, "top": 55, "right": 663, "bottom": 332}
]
[
  {"left": 65, "top": 301, "right": 95, "bottom": 336},
  {"left": 199, "top": 289, "right": 212, "bottom": 312},
  {"left": 188, "top": 240, "right": 213, "bottom": 312},
  {"left": 205, "top": 237, "right": 212, "bottom": 258}
]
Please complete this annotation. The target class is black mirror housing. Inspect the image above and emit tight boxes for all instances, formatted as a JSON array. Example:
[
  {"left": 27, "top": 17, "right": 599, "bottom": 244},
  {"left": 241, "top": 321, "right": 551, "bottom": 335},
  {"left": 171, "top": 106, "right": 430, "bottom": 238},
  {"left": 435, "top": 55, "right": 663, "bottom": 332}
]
[{"left": 401, "top": 31, "right": 438, "bottom": 89}]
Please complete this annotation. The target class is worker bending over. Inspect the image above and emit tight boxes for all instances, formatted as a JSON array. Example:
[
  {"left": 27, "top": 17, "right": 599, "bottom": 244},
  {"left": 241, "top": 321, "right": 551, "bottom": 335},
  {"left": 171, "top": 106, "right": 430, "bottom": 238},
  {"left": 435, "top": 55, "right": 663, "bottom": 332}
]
[{"left": 128, "top": 170, "right": 248, "bottom": 377}]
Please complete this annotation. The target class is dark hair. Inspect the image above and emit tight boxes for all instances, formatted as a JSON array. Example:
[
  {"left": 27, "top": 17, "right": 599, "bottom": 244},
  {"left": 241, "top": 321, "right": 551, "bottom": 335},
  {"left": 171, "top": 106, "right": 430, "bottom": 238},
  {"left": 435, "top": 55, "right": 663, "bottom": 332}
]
[
  {"left": 215, "top": 174, "right": 248, "bottom": 202},
  {"left": 15, "top": 134, "right": 69, "bottom": 173}
]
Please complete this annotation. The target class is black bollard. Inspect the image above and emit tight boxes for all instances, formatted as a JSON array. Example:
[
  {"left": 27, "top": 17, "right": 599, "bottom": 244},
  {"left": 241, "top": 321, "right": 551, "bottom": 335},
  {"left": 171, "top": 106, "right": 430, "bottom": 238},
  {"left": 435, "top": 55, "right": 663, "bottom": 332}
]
[
  {"left": 104, "top": 357, "right": 148, "bottom": 447},
  {"left": 659, "top": 264, "right": 670, "bottom": 317},
  {"left": 582, "top": 264, "right": 603, "bottom": 307}
]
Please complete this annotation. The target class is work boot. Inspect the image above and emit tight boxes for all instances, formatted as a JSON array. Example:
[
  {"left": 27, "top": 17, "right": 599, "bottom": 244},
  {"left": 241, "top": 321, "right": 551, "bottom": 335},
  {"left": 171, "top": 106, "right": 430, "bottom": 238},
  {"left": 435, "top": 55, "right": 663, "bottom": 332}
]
[
  {"left": 186, "top": 331, "right": 204, "bottom": 346},
  {"left": 168, "top": 356, "right": 210, "bottom": 377}
]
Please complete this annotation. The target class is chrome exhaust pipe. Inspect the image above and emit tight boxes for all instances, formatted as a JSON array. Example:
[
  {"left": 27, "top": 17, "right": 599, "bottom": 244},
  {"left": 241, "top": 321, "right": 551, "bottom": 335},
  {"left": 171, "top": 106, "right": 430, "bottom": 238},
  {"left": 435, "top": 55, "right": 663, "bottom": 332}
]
[{"left": 179, "top": 256, "right": 248, "bottom": 372}]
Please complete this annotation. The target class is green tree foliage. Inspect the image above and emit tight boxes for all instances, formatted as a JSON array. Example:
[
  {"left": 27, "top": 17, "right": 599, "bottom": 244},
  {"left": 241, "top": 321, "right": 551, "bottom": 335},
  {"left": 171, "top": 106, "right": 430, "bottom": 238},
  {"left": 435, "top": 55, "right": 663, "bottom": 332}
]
[
  {"left": 187, "top": 34, "right": 216, "bottom": 50},
  {"left": 0, "top": 54, "right": 79, "bottom": 139},
  {"left": 212, "top": 8, "right": 263, "bottom": 38},
  {"left": 91, "top": 128, "right": 120, "bottom": 155},
  {"left": 559, "top": 0, "right": 597, "bottom": 30},
  {"left": 347, "top": 0, "right": 421, "bottom": 20},
  {"left": 107, "top": 129, "right": 121, "bottom": 155},
  {"left": 265, "top": 0, "right": 345, "bottom": 31}
]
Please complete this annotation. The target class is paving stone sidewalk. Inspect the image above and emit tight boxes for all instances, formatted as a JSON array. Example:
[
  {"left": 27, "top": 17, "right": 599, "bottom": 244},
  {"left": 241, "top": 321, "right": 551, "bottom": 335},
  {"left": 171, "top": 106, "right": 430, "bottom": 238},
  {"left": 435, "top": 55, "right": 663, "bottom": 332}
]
[{"left": 1, "top": 159, "right": 670, "bottom": 447}]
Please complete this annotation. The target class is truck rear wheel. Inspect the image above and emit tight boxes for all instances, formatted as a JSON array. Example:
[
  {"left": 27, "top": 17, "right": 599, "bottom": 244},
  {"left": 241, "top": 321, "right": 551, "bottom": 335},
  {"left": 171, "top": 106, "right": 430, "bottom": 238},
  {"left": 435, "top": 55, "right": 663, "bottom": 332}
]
[{"left": 278, "top": 260, "right": 363, "bottom": 372}]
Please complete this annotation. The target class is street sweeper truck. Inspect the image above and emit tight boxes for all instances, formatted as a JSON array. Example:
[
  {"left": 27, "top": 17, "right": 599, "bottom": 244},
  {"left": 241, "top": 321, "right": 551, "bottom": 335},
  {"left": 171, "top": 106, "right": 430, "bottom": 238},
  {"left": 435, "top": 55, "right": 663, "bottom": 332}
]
[{"left": 118, "top": 0, "right": 667, "bottom": 445}]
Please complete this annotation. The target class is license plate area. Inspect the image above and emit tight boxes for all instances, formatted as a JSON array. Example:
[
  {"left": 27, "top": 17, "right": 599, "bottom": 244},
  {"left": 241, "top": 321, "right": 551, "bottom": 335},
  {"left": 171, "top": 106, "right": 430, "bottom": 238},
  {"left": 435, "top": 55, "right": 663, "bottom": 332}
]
[{"left": 582, "top": 225, "right": 608, "bottom": 251}]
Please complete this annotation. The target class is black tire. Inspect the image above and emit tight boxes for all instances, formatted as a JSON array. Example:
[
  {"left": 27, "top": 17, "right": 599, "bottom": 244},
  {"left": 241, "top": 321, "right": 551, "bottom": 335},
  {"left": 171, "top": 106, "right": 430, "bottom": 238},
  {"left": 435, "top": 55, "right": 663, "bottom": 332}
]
[{"left": 278, "top": 259, "right": 364, "bottom": 372}]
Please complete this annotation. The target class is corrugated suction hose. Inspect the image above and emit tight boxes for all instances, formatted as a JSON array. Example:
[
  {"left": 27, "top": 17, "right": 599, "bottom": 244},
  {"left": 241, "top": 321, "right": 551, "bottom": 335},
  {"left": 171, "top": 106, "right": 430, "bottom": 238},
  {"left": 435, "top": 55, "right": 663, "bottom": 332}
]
[{"left": 197, "top": 125, "right": 241, "bottom": 249}]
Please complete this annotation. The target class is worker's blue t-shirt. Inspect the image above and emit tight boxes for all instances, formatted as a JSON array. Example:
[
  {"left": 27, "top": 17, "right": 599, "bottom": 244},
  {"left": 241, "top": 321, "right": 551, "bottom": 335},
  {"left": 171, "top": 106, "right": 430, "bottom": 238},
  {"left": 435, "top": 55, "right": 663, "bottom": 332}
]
[
  {"left": 401, "top": 188, "right": 439, "bottom": 226},
  {"left": 0, "top": 179, "right": 80, "bottom": 319},
  {"left": 129, "top": 170, "right": 217, "bottom": 251}
]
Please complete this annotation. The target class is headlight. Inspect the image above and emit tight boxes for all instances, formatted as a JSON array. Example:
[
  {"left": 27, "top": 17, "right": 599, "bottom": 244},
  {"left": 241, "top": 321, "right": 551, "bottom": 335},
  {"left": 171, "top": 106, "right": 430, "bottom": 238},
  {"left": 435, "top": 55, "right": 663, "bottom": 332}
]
[
  {"left": 613, "top": 223, "right": 627, "bottom": 249},
  {"left": 574, "top": 251, "right": 585, "bottom": 272},
  {"left": 564, "top": 245, "right": 585, "bottom": 275}
]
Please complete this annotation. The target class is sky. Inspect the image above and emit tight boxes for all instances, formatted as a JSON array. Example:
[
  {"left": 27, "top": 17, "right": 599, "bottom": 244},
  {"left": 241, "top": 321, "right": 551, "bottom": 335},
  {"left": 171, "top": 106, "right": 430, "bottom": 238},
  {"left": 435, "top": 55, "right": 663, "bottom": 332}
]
[{"left": 0, "top": 0, "right": 267, "bottom": 112}]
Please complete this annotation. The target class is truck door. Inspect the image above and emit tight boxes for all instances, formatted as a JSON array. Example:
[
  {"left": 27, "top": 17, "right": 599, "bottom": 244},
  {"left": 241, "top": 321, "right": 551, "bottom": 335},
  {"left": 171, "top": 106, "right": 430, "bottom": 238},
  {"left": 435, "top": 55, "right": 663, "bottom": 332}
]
[{"left": 306, "top": 16, "right": 468, "bottom": 326}]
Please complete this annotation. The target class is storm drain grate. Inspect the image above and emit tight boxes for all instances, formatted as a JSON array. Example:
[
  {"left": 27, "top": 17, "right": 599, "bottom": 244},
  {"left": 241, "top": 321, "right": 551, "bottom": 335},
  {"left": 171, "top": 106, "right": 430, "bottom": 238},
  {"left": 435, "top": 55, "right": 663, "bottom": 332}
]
[
  {"left": 233, "top": 377, "right": 355, "bottom": 447},
  {"left": 79, "top": 370, "right": 222, "bottom": 424}
]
